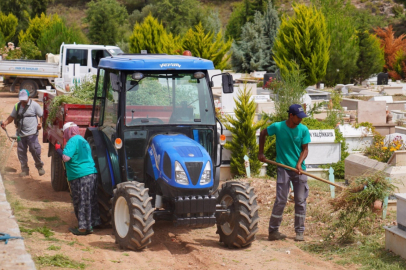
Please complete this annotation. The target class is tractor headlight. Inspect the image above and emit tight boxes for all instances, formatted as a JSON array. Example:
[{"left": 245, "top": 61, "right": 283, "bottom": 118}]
[
  {"left": 175, "top": 161, "right": 188, "bottom": 185},
  {"left": 200, "top": 161, "right": 211, "bottom": 185}
]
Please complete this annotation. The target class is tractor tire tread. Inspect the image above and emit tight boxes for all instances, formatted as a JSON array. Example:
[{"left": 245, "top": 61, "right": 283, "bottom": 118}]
[
  {"left": 112, "top": 182, "right": 154, "bottom": 251},
  {"left": 216, "top": 180, "right": 259, "bottom": 249}
]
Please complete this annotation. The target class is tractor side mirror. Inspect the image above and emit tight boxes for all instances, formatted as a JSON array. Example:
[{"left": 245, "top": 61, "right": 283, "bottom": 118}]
[
  {"left": 110, "top": 73, "right": 122, "bottom": 92},
  {"left": 222, "top": 74, "right": 234, "bottom": 94}
]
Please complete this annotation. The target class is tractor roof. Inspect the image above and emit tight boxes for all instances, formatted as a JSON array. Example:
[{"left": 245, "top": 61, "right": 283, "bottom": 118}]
[{"left": 98, "top": 54, "right": 215, "bottom": 71}]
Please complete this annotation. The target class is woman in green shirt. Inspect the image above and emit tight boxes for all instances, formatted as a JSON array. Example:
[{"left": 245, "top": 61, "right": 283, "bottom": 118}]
[{"left": 55, "top": 122, "right": 100, "bottom": 235}]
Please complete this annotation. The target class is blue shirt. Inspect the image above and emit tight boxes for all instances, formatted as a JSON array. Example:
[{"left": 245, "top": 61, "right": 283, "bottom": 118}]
[
  {"left": 63, "top": 135, "right": 97, "bottom": 181},
  {"left": 267, "top": 121, "right": 311, "bottom": 170}
]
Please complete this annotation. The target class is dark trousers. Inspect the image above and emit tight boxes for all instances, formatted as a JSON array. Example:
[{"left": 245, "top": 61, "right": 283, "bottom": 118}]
[
  {"left": 269, "top": 167, "right": 309, "bottom": 233},
  {"left": 70, "top": 173, "right": 101, "bottom": 230},
  {"left": 17, "top": 134, "right": 44, "bottom": 172}
]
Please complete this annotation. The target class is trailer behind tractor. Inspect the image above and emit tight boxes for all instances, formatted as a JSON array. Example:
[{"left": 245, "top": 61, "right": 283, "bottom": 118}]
[{"left": 43, "top": 53, "right": 259, "bottom": 250}]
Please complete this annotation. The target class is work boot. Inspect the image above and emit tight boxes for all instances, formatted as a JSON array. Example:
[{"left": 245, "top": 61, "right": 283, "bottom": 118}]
[
  {"left": 268, "top": 231, "right": 287, "bottom": 241},
  {"left": 295, "top": 232, "right": 304, "bottom": 241},
  {"left": 19, "top": 171, "right": 29, "bottom": 177},
  {"left": 38, "top": 167, "right": 45, "bottom": 176}
]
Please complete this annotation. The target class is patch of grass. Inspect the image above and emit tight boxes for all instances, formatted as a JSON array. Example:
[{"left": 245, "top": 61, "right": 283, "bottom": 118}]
[
  {"left": 36, "top": 254, "right": 85, "bottom": 269},
  {"left": 29, "top": 208, "right": 41, "bottom": 212},
  {"left": 122, "top": 253, "right": 129, "bottom": 256},
  {"left": 35, "top": 215, "right": 60, "bottom": 221},
  {"left": 302, "top": 235, "right": 406, "bottom": 269},
  {"left": 20, "top": 226, "right": 54, "bottom": 238},
  {"left": 82, "top": 258, "right": 95, "bottom": 262},
  {"left": 42, "top": 199, "right": 50, "bottom": 202},
  {"left": 47, "top": 245, "right": 61, "bottom": 250},
  {"left": 10, "top": 199, "right": 24, "bottom": 212}
]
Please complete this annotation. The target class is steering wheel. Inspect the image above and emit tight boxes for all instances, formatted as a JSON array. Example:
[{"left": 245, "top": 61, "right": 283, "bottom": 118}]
[{"left": 129, "top": 118, "right": 164, "bottom": 125}]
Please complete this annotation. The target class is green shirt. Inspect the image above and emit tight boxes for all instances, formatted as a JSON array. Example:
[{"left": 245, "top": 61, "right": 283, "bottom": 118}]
[
  {"left": 267, "top": 121, "right": 311, "bottom": 170},
  {"left": 63, "top": 135, "right": 97, "bottom": 181}
]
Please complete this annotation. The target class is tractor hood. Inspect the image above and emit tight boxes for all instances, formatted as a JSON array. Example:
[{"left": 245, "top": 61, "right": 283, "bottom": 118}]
[{"left": 147, "top": 134, "right": 213, "bottom": 189}]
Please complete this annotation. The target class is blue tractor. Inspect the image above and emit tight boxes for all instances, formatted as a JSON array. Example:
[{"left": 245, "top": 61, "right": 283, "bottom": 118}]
[{"left": 85, "top": 54, "right": 259, "bottom": 250}]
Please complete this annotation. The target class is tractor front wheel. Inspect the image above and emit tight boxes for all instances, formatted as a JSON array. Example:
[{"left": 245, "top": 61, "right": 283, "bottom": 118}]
[
  {"left": 111, "top": 182, "right": 155, "bottom": 250},
  {"left": 216, "top": 181, "right": 259, "bottom": 248}
]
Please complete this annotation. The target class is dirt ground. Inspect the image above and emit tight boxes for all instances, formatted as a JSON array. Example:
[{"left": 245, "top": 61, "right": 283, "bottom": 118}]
[{"left": 0, "top": 91, "right": 348, "bottom": 269}]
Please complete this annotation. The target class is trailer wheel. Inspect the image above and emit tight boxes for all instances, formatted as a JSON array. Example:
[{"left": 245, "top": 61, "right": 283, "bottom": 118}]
[
  {"left": 50, "top": 147, "right": 69, "bottom": 192},
  {"left": 87, "top": 136, "right": 112, "bottom": 227},
  {"left": 20, "top": 79, "right": 38, "bottom": 97},
  {"left": 111, "top": 182, "right": 155, "bottom": 250},
  {"left": 216, "top": 181, "right": 260, "bottom": 248}
]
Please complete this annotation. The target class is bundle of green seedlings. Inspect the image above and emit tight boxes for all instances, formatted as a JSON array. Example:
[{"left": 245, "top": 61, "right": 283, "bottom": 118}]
[
  {"left": 46, "top": 76, "right": 96, "bottom": 126},
  {"left": 328, "top": 171, "right": 397, "bottom": 243}
]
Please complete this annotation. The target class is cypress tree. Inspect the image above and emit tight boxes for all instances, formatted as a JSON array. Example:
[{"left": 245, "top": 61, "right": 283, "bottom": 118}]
[
  {"left": 129, "top": 15, "right": 181, "bottom": 54},
  {"left": 224, "top": 85, "right": 265, "bottom": 177},
  {"left": 182, "top": 22, "right": 232, "bottom": 70},
  {"left": 0, "top": 12, "right": 18, "bottom": 42},
  {"left": 273, "top": 4, "right": 330, "bottom": 86},
  {"left": 355, "top": 30, "right": 384, "bottom": 84},
  {"left": 313, "top": 0, "right": 359, "bottom": 86}
]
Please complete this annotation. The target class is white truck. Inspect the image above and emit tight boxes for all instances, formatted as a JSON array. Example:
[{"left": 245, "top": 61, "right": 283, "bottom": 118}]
[{"left": 0, "top": 43, "right": 123, "bottom": 97}]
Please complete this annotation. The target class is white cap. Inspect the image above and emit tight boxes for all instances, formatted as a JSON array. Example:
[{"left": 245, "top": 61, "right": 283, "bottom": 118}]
[
  {"left": 63, "top": 122, "right": 77, "bottom": 132},
  {"left": 19, "top": 90, "right": 29, "bottom": 101}
]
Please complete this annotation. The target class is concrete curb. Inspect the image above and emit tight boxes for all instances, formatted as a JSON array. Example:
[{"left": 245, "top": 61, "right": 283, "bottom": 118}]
[{"left": 0, "top": 172, "right": 36, "bottom": 269}]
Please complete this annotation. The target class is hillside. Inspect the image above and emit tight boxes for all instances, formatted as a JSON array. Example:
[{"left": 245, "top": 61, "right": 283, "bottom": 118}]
[{"left": 47, "top": 0, "right": 406, "bottom": 36}]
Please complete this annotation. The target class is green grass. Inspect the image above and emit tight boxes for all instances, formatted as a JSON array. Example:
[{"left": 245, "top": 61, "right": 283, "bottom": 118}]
[
  {"left": 36, "top": 254, "right": 85, "bottom": 269},
  {"left": 35, "top": 215, "right": 60, "bottom": 221},
  {"left": 29, "top": 208, "right": 41, "bottom": 212},
  {"left": 302, "top": 235, "right": 406, "bottom": 269},
  {"left": 47, "top": 245, "right": 61, "bottom": 250},
  {"left": 20, "top": 226, "right": 54, "bottom": 238}
]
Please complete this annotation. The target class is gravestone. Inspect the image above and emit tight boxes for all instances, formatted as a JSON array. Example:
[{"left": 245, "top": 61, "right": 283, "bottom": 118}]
[
  {"left": 338, "top": 124, "right": 373, "bottom": 152},
  {"left": 357, "top": 100, "right": 386, "bottom": 124},
  {"left": 377, "top": 72, "right": 389, "bottom": 85},
  {"left": 307, "top": 129, "right": 341, "bottom": 165}
]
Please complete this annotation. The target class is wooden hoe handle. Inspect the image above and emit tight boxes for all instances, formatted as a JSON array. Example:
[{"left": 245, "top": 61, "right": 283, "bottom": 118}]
[{"left": 263, "top": 159, "right": 346, "bottom": 189}]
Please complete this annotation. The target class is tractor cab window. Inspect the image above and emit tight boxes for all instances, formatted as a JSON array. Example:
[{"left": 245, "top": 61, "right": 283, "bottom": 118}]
[{"left": 125, "top": 72, "right": 215, "bottom": 126}]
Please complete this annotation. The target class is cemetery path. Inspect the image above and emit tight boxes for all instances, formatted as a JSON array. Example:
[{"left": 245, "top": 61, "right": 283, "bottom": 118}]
[{"left": 0, "top": 91, "right": 350, "bottom": 269}]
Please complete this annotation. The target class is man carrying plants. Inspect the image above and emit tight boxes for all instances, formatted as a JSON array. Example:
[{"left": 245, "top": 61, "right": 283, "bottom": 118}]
[
  {"left": 258, "top": 104, "right": 311, "bottom": 241},
  {"left": 1, "top": 89, "right": 45, "bottom": 177}
]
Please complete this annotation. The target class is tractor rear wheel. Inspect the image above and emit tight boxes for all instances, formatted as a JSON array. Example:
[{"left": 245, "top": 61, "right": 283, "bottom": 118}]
[
  {"left": 50, "top": 147, "right": 69, "bottom": 192},
  {"left": 87, "top": 136, "right": 112, "bottom": 227},
  {"left": 216, "top": 181, "right": 259, "bottom": 248},
  {"left": 111, "top": 182, "right": 155, "bottom": 250}
]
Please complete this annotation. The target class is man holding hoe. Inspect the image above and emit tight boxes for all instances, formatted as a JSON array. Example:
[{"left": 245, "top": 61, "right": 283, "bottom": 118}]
[
  {"left": 1, "top": 89, "right": 45, "bottom": 177},
  {"left": 258, "top": 104, "right": 311, "bottom": 241}
]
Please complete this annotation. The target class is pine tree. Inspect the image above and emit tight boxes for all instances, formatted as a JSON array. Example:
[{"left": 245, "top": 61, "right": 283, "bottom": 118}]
[
  {"left": 18, "top": 13, "right": 54, "bottom": 45},
  {"left": 224, "top": 85, "right": 265, "bottom": 177},
  {"left": 262, "top": 1, "right": 280, "bottom": 72},
  {"left": 182, "top": 23, "right": 232, "bottom": 70},
  {"left": 129, "top": 15, "right": 182, "bottom": 54},
  {"left": 231, "top": 12, "right": 268, "bottom": 73},
  {"left": 0, "top": 12, "right": 18, "bottom": 42},
  {"left": 273, "top": 4, "right": 330, "bottom": 86},
  {"left": 355, "top": 30, "right": 385, "bottom": 84}
]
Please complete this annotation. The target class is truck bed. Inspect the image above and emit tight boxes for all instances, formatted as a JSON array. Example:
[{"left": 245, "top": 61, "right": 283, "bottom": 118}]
[
  {"left": 43, "top": 93, "right": 93, "bottom": 147},
  {"left": 0, "top": 59, "right": 59, "bottom": 78}
]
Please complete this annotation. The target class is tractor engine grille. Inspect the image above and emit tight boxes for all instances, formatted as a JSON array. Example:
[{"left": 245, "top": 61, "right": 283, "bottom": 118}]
[{"left": 185, "top": 162, "right": 203, "bottom": 185}]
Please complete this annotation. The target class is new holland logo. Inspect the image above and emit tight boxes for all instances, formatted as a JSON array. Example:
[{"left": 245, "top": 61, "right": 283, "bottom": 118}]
[{"left": 160, "top": 63, "right": 181, "bottom": 68}]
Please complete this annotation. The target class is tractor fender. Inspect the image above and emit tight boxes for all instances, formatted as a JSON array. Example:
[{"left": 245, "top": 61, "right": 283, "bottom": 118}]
[{"left": 85, "top": 127, "right": 121, "bottom": 196}]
